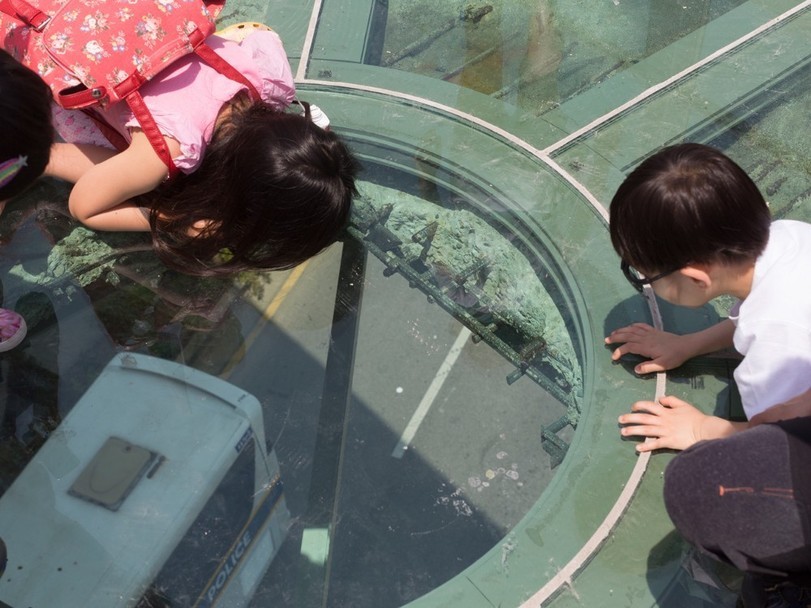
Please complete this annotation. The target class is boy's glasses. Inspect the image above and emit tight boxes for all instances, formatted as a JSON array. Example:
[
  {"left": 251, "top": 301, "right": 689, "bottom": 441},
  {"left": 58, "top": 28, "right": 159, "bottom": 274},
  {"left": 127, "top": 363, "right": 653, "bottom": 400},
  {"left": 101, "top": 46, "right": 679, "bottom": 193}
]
[{"left": 621, "top": 261, "right": 677, "bottom": 292}]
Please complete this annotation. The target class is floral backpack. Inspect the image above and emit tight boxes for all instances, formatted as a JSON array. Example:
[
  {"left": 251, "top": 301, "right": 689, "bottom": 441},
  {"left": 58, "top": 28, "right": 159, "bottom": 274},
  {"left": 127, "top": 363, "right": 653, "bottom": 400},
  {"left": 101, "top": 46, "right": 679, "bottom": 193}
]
[{"left": 0, "top": 0, "right": 260, "bottom": 177}]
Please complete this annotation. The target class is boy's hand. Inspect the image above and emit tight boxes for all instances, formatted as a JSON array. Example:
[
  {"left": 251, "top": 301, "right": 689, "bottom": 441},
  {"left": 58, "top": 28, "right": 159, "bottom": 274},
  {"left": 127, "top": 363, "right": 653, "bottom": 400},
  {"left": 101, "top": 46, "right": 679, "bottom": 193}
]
[
  {"left": 750, "top": 388, "right": 811, "bottom": 426},
  {"left": 619, "top": 395, "right": 745, "bottom": 451},
  {"left": 618, "top": 395, "right": 709, "bottom": 452},
  {"left": 605, "top": 323, "right": 691, "bottom": 374}
]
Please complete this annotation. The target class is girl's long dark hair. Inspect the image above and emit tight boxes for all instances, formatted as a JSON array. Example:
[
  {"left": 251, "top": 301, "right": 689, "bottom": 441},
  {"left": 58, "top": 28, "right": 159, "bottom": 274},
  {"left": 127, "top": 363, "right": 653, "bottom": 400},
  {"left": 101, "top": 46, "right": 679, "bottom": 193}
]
[
  {"left": 0, "top": 50, "right": 54, "bottom": 199},
  {"left": 148, "top": 101, "right": 359, "bottom": 276}
]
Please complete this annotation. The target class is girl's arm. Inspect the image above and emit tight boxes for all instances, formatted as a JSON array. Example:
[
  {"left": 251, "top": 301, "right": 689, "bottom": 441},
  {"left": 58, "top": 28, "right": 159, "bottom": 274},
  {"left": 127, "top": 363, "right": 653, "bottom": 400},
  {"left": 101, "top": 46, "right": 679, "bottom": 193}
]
[
  {"left": 46, "top": 142, "right": 120, "bottom": 183},
  {"left": 48, "top": 130, "right": 181, "bottom": 231}
]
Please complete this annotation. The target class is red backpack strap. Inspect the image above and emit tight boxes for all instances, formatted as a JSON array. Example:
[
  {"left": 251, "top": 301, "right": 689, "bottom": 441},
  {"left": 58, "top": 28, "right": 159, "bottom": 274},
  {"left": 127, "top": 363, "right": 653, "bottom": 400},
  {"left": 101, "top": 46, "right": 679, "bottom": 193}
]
[
  {"left": 0, "top": 0, "right": 50, "bottom": 30},
  {"left": 188, "top": 28, "right": 261, "bottom": 101},
  {"left": 125, "top": 91, "right": 180, "bottom": 180},
  {"left": 91, "top": 26, "right": 260, "bottom": 179},
  {"left": 0, "top": 0, "right": 50, "bottom": 29},
  {"left": 80, "top": 109, "right": 129, "bottom": 153}
]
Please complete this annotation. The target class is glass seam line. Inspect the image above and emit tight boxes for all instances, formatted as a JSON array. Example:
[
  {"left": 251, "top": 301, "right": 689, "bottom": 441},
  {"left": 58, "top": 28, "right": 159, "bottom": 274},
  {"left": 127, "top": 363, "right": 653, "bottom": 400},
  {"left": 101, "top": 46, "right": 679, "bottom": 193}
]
[
  {"left": 541, "top": 0, "right": 811, "bottom": 156},
  {"left": 293, "top": 0, "right": 605, "bottom": 220},
  {"left": 289, "top": 79, "right": 609, "bottom": 220},
  {"left": 290, "top": 2, "right": 681, "bottom": 600},
  {"left": 285, "top": 75, "right": 667, "bottom": 606},
  {"left": 520, "top": 287, "right": 665, "bottom": 607},
  {"left": 290, "top": 0, "right": 811, "bottom": 223},
  {"left": 296, "top": 0, "right": 323, "bottom": 82}
]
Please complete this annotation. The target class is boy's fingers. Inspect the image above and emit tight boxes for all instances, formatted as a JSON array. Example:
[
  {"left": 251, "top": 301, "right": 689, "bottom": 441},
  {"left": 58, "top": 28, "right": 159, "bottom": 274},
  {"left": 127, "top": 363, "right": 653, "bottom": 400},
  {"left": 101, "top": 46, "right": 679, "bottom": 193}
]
[
  {"left": 605, "top": 323, "right": 652, "bottom": 343},
  {"left": 619, "top": 409, "right": 661, "bottom": 427},
  {"left": 629, "top": 400, "right": 659, "bottom": 413},
  {"left": 633, "top": 360, "right": 665, "bottom": 375},
  {"left": 658, "top": 394, "right": 688, "bottom": 408},
  {"left": 610, "top": 343, "right": 638, "bottom": 360},
  {"left": 620, "top": 424, "right": 650, "bottom": 437},
  {"left": 619, "top": 421, "right": 662, "bottom": 440},
  {"left": 611, "top": 342, "right": 653, "bottom": 361},
  {"left": 635, "top": 440, "right": 659, "bottom": 453}
]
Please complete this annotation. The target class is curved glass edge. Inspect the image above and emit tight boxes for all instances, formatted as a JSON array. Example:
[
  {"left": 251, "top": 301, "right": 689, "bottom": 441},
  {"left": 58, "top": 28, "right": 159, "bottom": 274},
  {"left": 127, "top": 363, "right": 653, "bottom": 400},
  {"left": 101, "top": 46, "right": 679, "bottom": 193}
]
[
  {"left": 305, "top": 0, "right": 803, "bottom": 152},
  {"left": 300, "top": 86, "right": 666, "bottom": 606}
]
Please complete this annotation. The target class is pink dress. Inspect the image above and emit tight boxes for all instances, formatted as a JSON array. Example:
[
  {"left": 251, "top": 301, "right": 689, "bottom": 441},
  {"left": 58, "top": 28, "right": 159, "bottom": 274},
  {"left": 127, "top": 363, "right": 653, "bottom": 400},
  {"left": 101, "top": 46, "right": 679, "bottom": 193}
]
[{"left": 51, "top": 30, "right": 296, "bottom": 174}]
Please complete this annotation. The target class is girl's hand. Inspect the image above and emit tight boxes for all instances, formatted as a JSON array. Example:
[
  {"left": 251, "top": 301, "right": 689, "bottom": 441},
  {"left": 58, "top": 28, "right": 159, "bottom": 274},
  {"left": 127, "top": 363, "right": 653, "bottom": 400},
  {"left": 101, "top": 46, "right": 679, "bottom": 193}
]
[
  {"left": 618, "top": 395, "right": 710, "bottom": 452},
  {"left": 750, "top": 388, "right": 811, "bottom": 426},
  {"left": 605, "top": 323, "right": 692, "bottom": 374}
]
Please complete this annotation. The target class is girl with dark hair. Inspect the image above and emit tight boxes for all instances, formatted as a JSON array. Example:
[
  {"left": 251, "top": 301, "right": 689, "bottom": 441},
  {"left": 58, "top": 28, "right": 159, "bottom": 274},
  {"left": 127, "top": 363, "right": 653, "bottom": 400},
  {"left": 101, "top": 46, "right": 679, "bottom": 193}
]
[
  {"left": 44, "top": 27, "right": 358, "bottom": 276},
  {"left": 0, "top": 49, "right": 54, "bottom": 351},
  {"left": 0, "top": 50, "right": 54, "bottom": 207},
  {"left": 605, "top": 143, "right": 811, "bottom": 606}
]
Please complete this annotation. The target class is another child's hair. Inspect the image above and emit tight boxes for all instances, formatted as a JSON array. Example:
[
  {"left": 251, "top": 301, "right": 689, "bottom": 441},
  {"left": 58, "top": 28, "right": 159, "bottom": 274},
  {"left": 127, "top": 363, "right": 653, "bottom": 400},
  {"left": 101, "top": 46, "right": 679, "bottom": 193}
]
[
  {"left": 148, "top": 101, "right": 359, "bottom": 276},
  {"left": 610, "top": 143, "right": 770, "bottom": 273},
  {"left": 0, "top": 50, "right": 54, "bottom": 199}
]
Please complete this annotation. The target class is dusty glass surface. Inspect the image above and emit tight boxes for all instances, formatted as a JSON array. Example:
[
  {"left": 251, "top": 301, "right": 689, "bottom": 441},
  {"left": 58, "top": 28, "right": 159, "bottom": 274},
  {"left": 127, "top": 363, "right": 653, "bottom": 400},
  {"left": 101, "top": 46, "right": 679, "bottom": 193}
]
[
  {"left": 710, "top": 63, "right": 811, "bottom": 223},
  {"left": 375, "top": 0, "right": 749, "bottom": 112},
  {"left": 0, "top": 157, "right": 587, "bottom": 607}
]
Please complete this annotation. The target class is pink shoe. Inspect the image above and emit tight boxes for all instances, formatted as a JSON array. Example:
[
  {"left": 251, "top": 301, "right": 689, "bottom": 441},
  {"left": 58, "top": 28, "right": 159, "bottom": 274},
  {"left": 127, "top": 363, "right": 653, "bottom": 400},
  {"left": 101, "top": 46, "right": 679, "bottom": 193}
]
[{"left": 0, "top": 308, "right": 26, "bottom": 352}]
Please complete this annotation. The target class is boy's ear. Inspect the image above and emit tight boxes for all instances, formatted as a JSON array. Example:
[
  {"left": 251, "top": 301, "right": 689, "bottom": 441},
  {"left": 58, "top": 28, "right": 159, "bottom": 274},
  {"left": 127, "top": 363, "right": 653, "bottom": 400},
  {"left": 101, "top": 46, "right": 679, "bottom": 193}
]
[{"left": 678, "top": 264, "right": 713, "bottom": 288}]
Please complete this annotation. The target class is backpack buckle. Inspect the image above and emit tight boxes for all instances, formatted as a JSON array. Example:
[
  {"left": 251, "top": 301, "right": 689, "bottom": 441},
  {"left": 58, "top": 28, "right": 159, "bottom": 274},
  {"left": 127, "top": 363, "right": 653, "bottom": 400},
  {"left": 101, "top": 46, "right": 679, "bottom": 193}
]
[{"left": 32, "top": 15, "right": 51, "bottom": 32}]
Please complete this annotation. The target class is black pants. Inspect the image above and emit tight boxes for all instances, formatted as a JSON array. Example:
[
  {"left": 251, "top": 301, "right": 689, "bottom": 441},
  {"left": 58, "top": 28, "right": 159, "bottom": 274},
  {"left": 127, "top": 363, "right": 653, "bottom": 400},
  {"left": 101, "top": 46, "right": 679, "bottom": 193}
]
[{"left": 664, "top": 418, "right": 811, "bottom": 583}]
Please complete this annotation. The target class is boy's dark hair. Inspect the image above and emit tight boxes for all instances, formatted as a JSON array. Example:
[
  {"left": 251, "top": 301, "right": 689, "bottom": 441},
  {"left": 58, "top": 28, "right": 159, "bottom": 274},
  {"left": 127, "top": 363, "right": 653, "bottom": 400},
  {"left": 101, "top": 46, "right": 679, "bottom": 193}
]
[
  {"left": 0, "top": 50, "right": 54, "bottom": 199},
  {"left": 148, "top": 101, "right": 359, "bottom": 276},
  {"left": 610, "top": 143, "right": 770, "bottom": 273}
]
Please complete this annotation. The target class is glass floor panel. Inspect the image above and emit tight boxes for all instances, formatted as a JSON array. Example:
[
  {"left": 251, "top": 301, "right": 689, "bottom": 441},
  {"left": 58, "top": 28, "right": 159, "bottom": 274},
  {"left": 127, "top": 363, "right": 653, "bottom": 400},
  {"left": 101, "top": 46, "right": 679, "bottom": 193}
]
[{"left": 0, "top": 1, "right": 809, "bottom": 607}]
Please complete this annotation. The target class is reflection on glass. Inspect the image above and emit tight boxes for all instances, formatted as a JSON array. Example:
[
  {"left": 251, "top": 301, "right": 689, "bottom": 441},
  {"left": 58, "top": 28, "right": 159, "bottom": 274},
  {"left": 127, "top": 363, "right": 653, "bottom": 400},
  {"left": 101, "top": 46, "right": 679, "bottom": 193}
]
[
  {"left": 709, "top": 63, "right": 811, "bottom": 225},
  {"left": 375, "top": 0, "right": 749, "bottom": 111}
]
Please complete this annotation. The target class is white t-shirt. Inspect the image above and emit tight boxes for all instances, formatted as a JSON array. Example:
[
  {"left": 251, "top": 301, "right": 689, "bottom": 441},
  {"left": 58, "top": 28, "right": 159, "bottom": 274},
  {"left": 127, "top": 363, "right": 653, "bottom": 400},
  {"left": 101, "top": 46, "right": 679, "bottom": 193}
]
[{"left": 730, "top": 219, "right": 811, "bottom": 418}]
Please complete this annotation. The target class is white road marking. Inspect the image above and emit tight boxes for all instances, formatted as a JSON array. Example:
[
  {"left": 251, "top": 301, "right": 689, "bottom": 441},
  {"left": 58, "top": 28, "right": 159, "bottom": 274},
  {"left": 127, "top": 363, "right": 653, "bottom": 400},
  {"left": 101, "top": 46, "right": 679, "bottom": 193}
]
[{"left": 391, "top": 327, "right": 472, "bottom": 458}]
